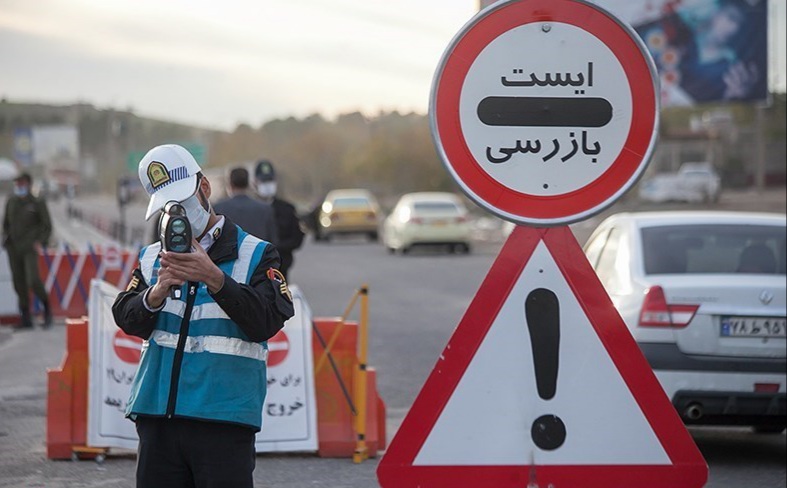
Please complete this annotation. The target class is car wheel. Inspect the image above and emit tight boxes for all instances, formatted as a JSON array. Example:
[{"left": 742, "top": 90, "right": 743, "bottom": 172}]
[
  {"left": 401, "top": 246, "right": 411, "bottom": 255},
  {"left": 387, "top": 247, "right": 395, "bottom": 255},
  {"left": 459, "top": 243, "right": 471, "bottom": 254},
  {"left": 753, "top": 425, "right": 786, "bottom": 434},
  {"left": 368, "top": 231, "right": 379, "bottom": 242}
]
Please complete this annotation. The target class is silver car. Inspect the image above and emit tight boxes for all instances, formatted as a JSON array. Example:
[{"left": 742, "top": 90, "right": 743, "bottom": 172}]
[
  {"left": 584, "top": 211, "right": 786, "bottom": 432},
  {"left": 383, "top": 192, "right": 472, "bottom": 255}
]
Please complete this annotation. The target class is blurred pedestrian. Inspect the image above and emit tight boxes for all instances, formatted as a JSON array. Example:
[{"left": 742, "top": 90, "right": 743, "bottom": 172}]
[
  {"left": 2, "top": 173, "right": 53, "bottom": 329},
  {"left": 214, "top": 167, "right": 278, "bottom": 243},
  {"left": 254, "top": 160, "right": 304, "bottom": 279},
  {"left": 113, "top": 144, "right": 294, "bottom": 488}
]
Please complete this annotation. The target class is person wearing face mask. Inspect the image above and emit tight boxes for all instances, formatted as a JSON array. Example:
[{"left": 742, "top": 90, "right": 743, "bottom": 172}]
[
  {"left": 112, "top": 144, "right": 295, "bottom": 488},
  {"left": 253, "top": 160, "right": 304, "bottom": 279},
  {"left": 2, "top": 172, "right": 53, "bottom": 330}
]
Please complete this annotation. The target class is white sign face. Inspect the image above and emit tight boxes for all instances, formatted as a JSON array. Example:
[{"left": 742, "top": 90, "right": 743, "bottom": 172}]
[
  {"left": 414, "top": 242, "right": 668, "bottom": 466},
  {"left": 88, "top": 280, "right": 140, "bottom": 449},
  {"left": 460, "top": 22, "right": 631, "bottom": 196},
  {"left": 255, "top": 286, "right": 319, "bottom": 452},
  {"left": 430, "top": 0, "right": 659, "bottom": 225},
  {"left": 87, "top": 281, "right": 318, "bottom": 453}
]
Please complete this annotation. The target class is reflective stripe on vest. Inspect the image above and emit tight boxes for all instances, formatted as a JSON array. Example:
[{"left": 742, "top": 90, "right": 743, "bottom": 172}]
[
  {"left": 140, "top": 242, "right": 162, "bottom": 283},
  {"left": 163, "top": 300, "right": 230, "bottom": 321},
  {"left": 149, "top": 329, "right": 269, "bottom": 362},
  {"left": 232, "top": 234, "right": 262, "bottom": 283}
]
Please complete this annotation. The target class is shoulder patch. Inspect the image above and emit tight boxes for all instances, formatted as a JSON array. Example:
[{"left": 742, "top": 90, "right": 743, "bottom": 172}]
[
  {"left": 267, "top": 268, "right": 293, "bottom": 302},
  {"left": 125, "top": 275, "right": 140, "bottom": 292}
]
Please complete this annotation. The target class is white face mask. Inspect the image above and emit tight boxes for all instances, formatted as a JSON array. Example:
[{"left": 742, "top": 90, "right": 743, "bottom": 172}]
[
  {"left": 13, "top": 185, "right": 29, "bottom": 197},
  {"left": 180, "top": 193, "right": 211, "bottom": 238},
  {"left": 256, "top": 181, "right": 277, "bottom": 199}
]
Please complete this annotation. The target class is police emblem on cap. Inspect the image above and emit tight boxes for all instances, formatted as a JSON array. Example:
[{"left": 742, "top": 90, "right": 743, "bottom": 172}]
[{"left": 148, "top": 161, "right": 171, "bottom": 189}]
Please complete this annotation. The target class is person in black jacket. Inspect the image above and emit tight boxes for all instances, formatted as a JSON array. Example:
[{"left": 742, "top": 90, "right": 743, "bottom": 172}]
[
  {"left": 214, "top": 167, "right": 278, "bottom": 243},
  {"left": 253, "top": 160, "right": 304, "bottom": 279},
  {"left": 113, "top": 144, "right": 294, "bottom": 488}
]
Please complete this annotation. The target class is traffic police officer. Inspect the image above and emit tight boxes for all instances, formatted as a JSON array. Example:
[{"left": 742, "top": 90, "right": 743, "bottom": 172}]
[
  {"left": 2, "top": 172, "right": 53, "bottom": 329},
  {"left": 112, "top": 144, "right": 294, "bottom": 488},
  {"left": 253, "top": 160, "right": 304, "bottom": 278}
]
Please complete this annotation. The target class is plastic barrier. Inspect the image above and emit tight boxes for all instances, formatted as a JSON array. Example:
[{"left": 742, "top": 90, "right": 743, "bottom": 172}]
[
  {"left": 312, "top": 317, "right": 386, "bottom": 458},
  {"left": 0, "top": 245, "right": 138, "bottom": 325},
  {"left": 47, "top": 315, "right": 387, "bottom": 460},
  {"left": 40, "top": 245, "right": 137, "bottom": 320},
  {"left": 46, "top": 317, "right": 99, "bottom": 460}
]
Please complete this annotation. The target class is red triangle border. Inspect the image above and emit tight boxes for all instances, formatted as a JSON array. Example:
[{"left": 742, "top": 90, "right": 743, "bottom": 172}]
[{"left": 377, "top": 226, "right": 708, "bottom": 488}]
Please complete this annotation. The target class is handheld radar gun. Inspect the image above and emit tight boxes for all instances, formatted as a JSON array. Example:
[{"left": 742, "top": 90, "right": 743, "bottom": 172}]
[{"left": 159, "top": 201, "right": 192, "bottom": 299}]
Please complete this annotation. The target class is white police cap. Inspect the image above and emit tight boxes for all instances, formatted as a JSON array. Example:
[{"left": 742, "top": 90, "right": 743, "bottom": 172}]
[{"left": 138, "top": 144, "right": 201, "bottom": 220}]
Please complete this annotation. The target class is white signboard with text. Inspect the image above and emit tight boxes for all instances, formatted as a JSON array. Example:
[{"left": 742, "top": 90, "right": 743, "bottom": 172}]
[
  {"left": 431, "top": 0, "right": 659, "bottom": 225},
  {"left": 87, "top": 280, "right": 318, "bottom": 453}
]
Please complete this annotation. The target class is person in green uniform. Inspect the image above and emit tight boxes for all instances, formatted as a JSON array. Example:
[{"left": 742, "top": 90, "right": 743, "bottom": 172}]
[{"left": 2, "top": 173, "right": 53, "bottom": 329}]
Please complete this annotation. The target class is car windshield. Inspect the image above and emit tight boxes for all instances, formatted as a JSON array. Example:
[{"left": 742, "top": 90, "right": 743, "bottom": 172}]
[
  {"left": 641, "top": 224, "right": 787, "bottom": 275},
  {"left": 412, "top": 201, "right": 461, "bottom": 215},
  {"left": 332, "top": 197, "right": 371, "bottom": 208}
]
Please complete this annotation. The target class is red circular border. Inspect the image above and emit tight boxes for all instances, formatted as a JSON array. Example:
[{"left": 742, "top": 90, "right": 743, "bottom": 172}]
[{"left": 434, "top": 0, "right": 657, "bottom": 221}]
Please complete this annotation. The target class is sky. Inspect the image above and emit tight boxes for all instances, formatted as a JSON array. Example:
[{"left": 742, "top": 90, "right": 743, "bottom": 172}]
[{"left": 0, "top": 0, "right": 785, "bottom": 131}]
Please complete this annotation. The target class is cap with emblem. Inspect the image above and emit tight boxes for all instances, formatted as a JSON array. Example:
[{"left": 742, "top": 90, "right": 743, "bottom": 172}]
[
  {"left": 138, "top": 144, "right": 202, "bottom": 220},
  {"left": 254, "top": 160, "right": 276, "bottom": 182}
]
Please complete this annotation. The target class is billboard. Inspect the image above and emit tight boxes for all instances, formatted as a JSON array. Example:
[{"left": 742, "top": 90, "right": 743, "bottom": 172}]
[
  {"left": 594, "top": 0, "right": 769, "bottom": 106},
  {"left": 31, "top": 125, "right": 80, "bottom": 171},
  {"left": 13, "top": 128, "right": 33, "bottom": 167}
]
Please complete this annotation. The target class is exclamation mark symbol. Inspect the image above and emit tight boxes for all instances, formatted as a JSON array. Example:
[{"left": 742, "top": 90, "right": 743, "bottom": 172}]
[{"left": 526, "top": 288, "right": 566, "bottom": 451}]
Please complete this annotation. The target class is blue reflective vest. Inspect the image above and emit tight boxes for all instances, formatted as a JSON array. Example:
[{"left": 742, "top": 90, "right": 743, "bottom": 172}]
[{"left": 126, "top": 226, "right": 270, "bottom": 430}]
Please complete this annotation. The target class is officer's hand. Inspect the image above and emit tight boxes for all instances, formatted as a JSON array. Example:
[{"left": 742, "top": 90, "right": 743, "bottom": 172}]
[
  {"left": 147, "top": 266, "right": 184, "bottom": 309},
  {"left": 159, "top": 240, "right": 225, "bottom": 293}
]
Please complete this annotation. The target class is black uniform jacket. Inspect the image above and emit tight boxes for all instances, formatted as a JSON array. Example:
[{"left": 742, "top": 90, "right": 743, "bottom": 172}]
[
  {"left": 112, "top": 218, "right": 294, "bottom": 343},
  {"left": 272, "top": 197, "right": 304, "bottom": 253}
]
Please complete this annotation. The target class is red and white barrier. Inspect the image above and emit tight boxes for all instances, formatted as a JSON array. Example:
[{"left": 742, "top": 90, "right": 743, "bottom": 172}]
[{"left": 0, "top": 244, "right": 139, "bottom": 324}]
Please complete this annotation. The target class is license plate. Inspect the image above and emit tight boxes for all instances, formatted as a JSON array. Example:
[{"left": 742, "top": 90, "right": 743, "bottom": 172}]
[{"left": 720, "top": 316, "right": 787, "bottom": 338}]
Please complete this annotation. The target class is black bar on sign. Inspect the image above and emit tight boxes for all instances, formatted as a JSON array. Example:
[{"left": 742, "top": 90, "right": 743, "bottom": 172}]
[{"left": 477, "top": 97, "right": 612, "bottom": 127}]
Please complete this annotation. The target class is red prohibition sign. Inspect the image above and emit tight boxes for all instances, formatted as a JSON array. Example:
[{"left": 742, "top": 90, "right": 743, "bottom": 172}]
[
  {"left": 113, "top": 329, "right": 143, "bottom": 364},
  {"left": 431, "top": 0, "right": 659, "bottom": 225},
  {"left": 267, "top": 330, "right": 290, "bottom": 367}
]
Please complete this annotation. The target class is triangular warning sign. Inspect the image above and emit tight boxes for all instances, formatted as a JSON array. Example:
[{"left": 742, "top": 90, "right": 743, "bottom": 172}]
[{"left": 378, "top": 226, "right": 708, "bottom": 488}]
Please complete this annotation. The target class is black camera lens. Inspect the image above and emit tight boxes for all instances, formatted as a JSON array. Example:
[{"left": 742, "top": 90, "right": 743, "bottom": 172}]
[
  {"left": 172, "top": 219, "right": 187, "bottom": 233},
  {"left": 170, "top": 235, "right": 188, "bottom": 252}
]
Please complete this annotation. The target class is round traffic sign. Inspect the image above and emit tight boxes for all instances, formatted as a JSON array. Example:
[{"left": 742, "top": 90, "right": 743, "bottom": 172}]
[
  {"left": 113, "top": 329, "right": 143, "bottom": 364},
  {"left": 267, "top": 330, "right": 290, "bottom": 367},
  {"left": 431, "top": 0, "right": 659, "bottom": 226}
]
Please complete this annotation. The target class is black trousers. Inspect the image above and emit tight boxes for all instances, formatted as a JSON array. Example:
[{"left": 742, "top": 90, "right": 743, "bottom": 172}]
[{"left": 135, "top": 417, "right": 256, "bottom": 488}]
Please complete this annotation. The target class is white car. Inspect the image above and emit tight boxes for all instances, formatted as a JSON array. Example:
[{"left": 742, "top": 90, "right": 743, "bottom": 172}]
[
  {"left": 639, "top": 162, "right": 721, "bottom": 204},
  {"left": 679, "top": 162, "right": 721, "bottom": 202},
  {"left": 383, "top": 192, "right": 472, "bottom": 254},
  {"left": 584, "top": 211, "right": 786, "bottom": 432}
]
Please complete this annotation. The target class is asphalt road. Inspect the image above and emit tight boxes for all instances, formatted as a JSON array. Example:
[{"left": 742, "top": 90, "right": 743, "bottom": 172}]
[{"left": 0, "top": 188, "right": 785, "bottom": 487}]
